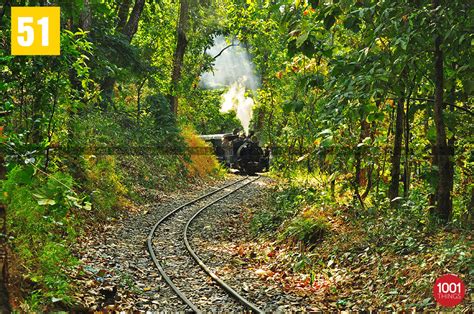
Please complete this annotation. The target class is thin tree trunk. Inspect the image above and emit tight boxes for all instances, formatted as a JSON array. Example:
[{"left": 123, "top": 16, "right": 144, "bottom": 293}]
[
  {"left": 137, "top": 78, "right": 147, "bottom": 125},
  {"left": 0, "top": 112, "right": 10, "bottom": 312},
  {"left": 355, "top": 118, "right": 370, "bottom": 189},
  {"left": 403, "top": 96, "right": 411, "bottom": 197},
  {"left": 431, "top": 0, "right": 452, "bottom": 222},
  {"left": 377, "top": 106, "right": 394, "bottom": 196},
  {"left": 388, "top": 98, "right": 404, "bottom": 205},
  {"left": 169, "top": 0, "right": 189, "bottom": 115},
  {"left": 354, "top": 116, "right": 370, "bottom": 208},
  {"left": 100, "top": 77, "right": 116, "bottom": 110},
  {"left": 446, "top": 73, "right": 456, "bottom": 215},
  {"left": 44, "top": 74, "right": 60, "bottom": 171},
  {"left": 362, "top": 120, "right": 376, "bottom": 199}
]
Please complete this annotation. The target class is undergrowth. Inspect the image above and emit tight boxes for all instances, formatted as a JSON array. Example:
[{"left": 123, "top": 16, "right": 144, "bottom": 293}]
[
  {"left": 248, "top": 171, "right": 472, "bottom": 310},
  {"left": 1, "top": 166, "right": 85, "bottom": 311},
  {"left": 181, "top": 126, "right": 225, "bottom": 179},
  {"left": 1, "top": 111, "right": 222, "bottom": 310}
]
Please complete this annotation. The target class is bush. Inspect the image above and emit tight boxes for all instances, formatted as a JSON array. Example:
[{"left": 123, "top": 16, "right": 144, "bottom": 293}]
[
  {"left": 280, "top": 216, "right": 329, "bottom": 245},
  {"left": 251, "top": 184, "right": 318, "bottom": 234},
  {"left": 1, "top": 166, "right": 83, "bottom": 310},
  {"left": 71, "top": 111, "right": 188, "bottom": 202},
  {"left": 83, "top": 155, "right": 127, "bottom": 216},
  {"left": 181, "top": 126, "right": 224, "bottom": 179}
]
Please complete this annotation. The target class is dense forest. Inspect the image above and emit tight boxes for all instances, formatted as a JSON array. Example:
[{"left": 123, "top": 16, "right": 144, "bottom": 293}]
[{"left": 0, "top": 0, "right": 472, "bottom": 311}]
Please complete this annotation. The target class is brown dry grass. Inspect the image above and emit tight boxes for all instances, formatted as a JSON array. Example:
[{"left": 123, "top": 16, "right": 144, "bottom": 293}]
[{"left": 181, "top": 126, "right": 223, "bottom": 179}]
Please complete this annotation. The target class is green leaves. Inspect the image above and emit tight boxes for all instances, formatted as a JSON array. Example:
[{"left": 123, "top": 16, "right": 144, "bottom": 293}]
[
  {"left": 343, "top": 15, "right": 361, "bottom": 33},
  {"left": 36, "top": 197, "right": 57, "bottom": 206},
  {"left": 367, "top": 112, "right": 384, "bottom": 123},
  {"left": 296, "top": 30, "right": 310, "bottom": 48},
  {"left": 324, "top": 14, "right": 336, "bottom": 30},
  {"left": 288, "top": 31, "right": 318, "bottom": 58},
  {"left": 283, "top": 100, "right": 305, "bottom": 113},
  {"left": 316, "top": 129, "right": 334, "bottom": 148},
  {"left": 306, "top": 73, "right": 325, "bottom": 89},
  {"left": 462, "top": 79, "right": 474, "bottom": 95}
]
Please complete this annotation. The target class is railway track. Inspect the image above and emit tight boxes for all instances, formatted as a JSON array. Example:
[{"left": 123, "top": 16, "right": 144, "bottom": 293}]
[{"left": 147, "top": 176, "right": 263, "bottom": 313}]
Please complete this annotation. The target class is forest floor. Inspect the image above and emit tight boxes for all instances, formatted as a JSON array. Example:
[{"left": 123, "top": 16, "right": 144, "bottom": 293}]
[
  {"left": 239, "top": 178, "right": 473, "bottom": 311},
  {"left": 65, "top": 174, "right": 472, "bottom": 311},
  {"left": 69, "top": 175, "right": 226, "bottom": 311},
  {"left": 68, "top": 175, "right": 318, "bottom": 311}
]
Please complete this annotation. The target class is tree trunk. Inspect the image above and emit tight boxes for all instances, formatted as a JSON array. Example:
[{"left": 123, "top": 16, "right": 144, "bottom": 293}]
[
  {"left": 431, "top": 0, "right": 452, "bottom": 222},
  {"left": 122, "top": 0, "right": 146, "bottom": 41},
  {"left": 361, "top": 124, "right": 376, "bottom": 199},
  {"left": 101, "top": 0, "right": 146, "bottom": 109},
  {"left": 80, "top": 0, "right": 92, "bottom": 31},
  {"left": 0, "top": 123, "right": 9, "bottom": 311},
  {"left": 377, "top": 106, "right": 394, "bottom": 196},
  {"left": 100, "top": 77, "right": 116, "bottom": 110},
  {"left": 447, "top": 76, "right": 456, "bottom": 203},
  {"left": 117, "top": 0, "right": 132, "bottom": 32},
  {"left": 355, "top": 118, "right": 370, "bottom": 189},
  {"left": 169, "top": 0, "right": 189, "bottom": 115},
  {"left": 403, "top": 96, "right": 411, "bottom": 197},
  {"left": 388, "top": 98, "right": 404, "bottom": 204}
]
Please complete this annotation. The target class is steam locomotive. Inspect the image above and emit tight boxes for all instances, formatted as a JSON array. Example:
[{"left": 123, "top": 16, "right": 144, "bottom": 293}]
[{"left": 200, "top": 132, "right": 269, "bottom": 175}]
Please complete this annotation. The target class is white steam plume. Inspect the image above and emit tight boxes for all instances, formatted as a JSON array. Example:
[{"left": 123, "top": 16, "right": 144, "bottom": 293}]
[
  {"left": 220, "top": 80, "right": 255, "bottom": 135},
  {"left": 200, "top": 36, "right": 259, "bottom": 90},
  {"left": 199, "top": 35, "right": 260, "bottom": 135}
]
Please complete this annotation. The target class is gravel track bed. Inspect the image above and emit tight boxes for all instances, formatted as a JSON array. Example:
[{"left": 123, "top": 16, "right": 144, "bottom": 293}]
[
  {"left": 188, "top": 176, "right": 317, "bottom": 312},
  {"left": 74, "top": 175, "right": 308, "bottom": 312},
  {"left": 150, "top": 178, "right": 251, "bottom": 312},
  {"left": 73, "top": 175, "right": 244, "bottom": 311}
]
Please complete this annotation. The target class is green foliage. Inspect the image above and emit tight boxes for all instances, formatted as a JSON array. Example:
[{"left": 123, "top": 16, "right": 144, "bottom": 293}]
[
  {"left": 249, "top": 177, "right": 472, "bottom": 310},
  {"left": 179, "top": 89, "right": 241, "bottom": 134},
  {"left": 83, "top": 155, "right": 126, "bottom": 215},
  {"left": 71, "top": 111, "right": 189, "bottom": 207},
  {"left": 280, "top": 216, "right": 329, "bottom": 245},
  {"left": 227, "top": 0, "right": 473, "bottom": 225},
  {"left": 251, "top": 184, "right": 317, "bottom": 234},
  {"left": 1, "top": 166, "right": 81, "bottom": 308}
]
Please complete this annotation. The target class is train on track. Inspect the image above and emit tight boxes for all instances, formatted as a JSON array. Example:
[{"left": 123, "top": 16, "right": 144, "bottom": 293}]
[{"left": 200, "top": 131, "right": 269, "bottom": 175}]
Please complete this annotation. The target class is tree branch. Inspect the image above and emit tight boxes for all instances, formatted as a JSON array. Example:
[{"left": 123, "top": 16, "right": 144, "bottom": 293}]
[
  {"left": 211, "top": 43, "right": 236, "bottom": 60},
  {"left": 410, "top": 97, "right": 474, "bottom": 116}
]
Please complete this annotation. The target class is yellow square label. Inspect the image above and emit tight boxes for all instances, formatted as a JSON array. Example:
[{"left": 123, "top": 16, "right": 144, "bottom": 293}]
[{"left": 11, "top": 7, "right": 61, "bottom": 55}]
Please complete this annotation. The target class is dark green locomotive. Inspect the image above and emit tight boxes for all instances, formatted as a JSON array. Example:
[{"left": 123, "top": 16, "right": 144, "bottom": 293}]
[{"left": 200, "top": 132, "right": 269, "bottom": 175}]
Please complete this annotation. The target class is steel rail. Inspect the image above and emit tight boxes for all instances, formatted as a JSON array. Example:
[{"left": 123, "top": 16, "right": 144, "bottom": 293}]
[
  {"left": 183, "top": 176, "right": 263, "bottom": 314},
  {"left": 146, "top": 177, "right": 249, "bottom": 313}
]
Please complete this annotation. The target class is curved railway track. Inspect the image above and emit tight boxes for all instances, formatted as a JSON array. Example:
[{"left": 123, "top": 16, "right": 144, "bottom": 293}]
[{"left": 147, "top": 176, "right": 263, "bottom": 313}]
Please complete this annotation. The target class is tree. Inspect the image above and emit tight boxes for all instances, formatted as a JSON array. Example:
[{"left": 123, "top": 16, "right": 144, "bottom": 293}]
[
  {"left": 169, "top": 0, "right": 189, "bottom": 115},
  {"left": 388, "top": 98, "right": 404, "bottom": 204},
  {"left": 431, "top": 0, "right": 452, "bottom": 222},
  {"left": 100, "top": 0, "right": 147, "bottom": 108}
]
